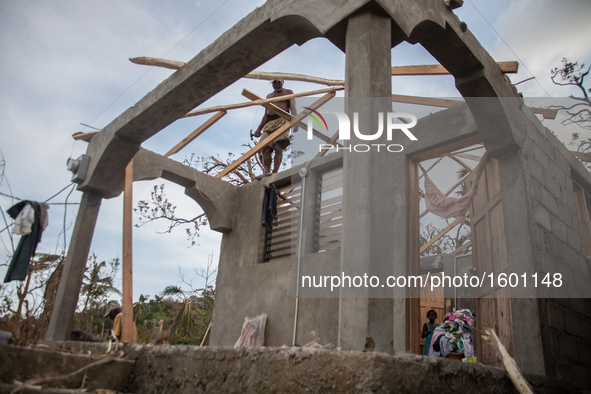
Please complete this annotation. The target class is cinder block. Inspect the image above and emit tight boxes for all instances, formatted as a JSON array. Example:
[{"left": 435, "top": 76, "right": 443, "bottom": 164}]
[
  {"left": 530, "top": 160, "right": 546, "bottom": 187},
  {"left": 551, "top": 215, "right": 568, "bottom": 243},
  {"left": 570, "top": 298, "right": 587, "bottom": 316},
  {"left": 558, "top": 335, "right": 579, "bottom": 361},
  {"left": 554, "top": 149, "right": 571, "bottom": 173},
  {"left": 557, "top": 203, "right": 574, "bottom": 228},
  {"left": 572, "top": 364, "right": 590, "bottom": 390},
  {"left": 562, "top": 244, "right": 579, "bottom": 269},
  {"left": 544, "top": 230, "right": 563, "bottom": 259},
  {"left": 548, "top": 303, "right": 565, "bottom": 331},
  {"left": 551, "top": 164, "right": 567, "bottom": 187},
  {"left": 564, "top": 311, "right": 582, "bottom": 338},
  {"left": 577, "top": 340, "right": 591, "bottom": 367},
  {"left": 534, "top": 204, "right": 552, "bottom": 231},
  {"left": 557, "top": 361, "right": 573, "bottom": 383},
  {"left": 541, "top": 187, "right": 559, "bottom": 215},
  {"left": 541, "top": 251, "right": 557, "bottom": 273},
  {"left": 539, "top": 136, "right": 554, "bottom": 158},
  {"left": 534, "top": 145, "right": 551, "bottom": 171},
  {"left": 545, "top": 173, "right": 563, "bottom": 198},
  {"left": 567, "top": 228, "right": 583, "bottom": 253}
]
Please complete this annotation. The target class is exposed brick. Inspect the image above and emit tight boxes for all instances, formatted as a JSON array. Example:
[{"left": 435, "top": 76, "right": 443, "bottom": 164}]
[
  {"left": 559, "top": 334, "right": 579, "bottom": 361},
  {"left": 541, "top": 187, "right": 559, "bottom": 215},
  {"left": 548, "top": 303, "right": 565, "bottom": 331},
  {"left": 551, "top": 215, "right": 568, "bottom": 243},
  {"left": 564, "top": 311, "right": 583, "bottom": 338},
  {"left": 544, "top": 230, "right": 563, "bottom": 259},
  {"left": 533, "top": 204, "right": 551, "bottom": 231},
  {"left": 572, "top": 364, "right": 590, "bottom": 391}
]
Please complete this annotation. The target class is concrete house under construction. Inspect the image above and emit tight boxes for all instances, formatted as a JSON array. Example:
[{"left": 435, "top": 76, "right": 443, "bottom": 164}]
[{"left": 43, "top": 0, "right": 591, "bottom": 388}]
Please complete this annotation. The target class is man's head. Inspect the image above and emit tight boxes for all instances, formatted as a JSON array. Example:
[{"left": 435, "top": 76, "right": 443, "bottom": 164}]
[
  {"left": 272, "top": 79, "right": 284, "bottom": 91},
  {"left": 104, "top": 300, "right": 122, "bottom": 319}
]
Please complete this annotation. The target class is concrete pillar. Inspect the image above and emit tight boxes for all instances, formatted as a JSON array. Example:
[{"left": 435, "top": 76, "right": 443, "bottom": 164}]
[
  {"left": 338, "top": 11, "right": 401, "bottom": 353},
  {"left": 46, "top": 191, "right": 102, "bottom": 341}
]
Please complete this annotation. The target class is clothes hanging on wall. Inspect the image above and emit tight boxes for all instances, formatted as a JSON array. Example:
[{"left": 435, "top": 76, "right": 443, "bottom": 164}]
[
  {"left": 4, "top": 201, "right": 49, "bottom": 283},
  {"left": 261, "top": 184, "right": 278, "bottom": 230},
  {"left": 422, "top": 153, "right": 489, "bottom": 225}
]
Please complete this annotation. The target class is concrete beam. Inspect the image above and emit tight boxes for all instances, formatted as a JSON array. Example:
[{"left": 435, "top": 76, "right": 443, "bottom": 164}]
[
  {"left": 46, "top": 191, "right": 102, "bottom": 341},
  {"left": 132, "top": 148, "right": 237, "bottom": 232}
]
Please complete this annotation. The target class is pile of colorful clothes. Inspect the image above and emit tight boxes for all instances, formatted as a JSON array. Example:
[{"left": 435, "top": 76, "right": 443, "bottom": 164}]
[{"left": 428, "top": 309, "right": 475, "bottom": 358}]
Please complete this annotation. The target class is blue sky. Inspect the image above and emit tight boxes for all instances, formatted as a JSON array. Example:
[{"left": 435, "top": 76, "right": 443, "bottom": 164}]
[{"left": 0, "top": 0, "right": 590, "bottom": 302}]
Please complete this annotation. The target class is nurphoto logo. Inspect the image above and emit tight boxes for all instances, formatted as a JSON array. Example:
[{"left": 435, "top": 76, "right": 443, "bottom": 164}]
[{"left": 304, "top": 110, "right": 418, "bottom": 153}]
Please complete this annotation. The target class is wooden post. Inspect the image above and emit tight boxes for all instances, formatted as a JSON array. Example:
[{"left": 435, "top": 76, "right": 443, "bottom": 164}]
[
  {"left": 409, "top": 158, "right": 420, "bottom": 354},
  {"left": 122, "top": 159, "right": 134, "bottom": 343}
]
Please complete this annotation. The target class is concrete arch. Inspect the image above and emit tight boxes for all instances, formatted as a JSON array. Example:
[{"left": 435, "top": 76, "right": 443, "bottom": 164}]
[{"left": 132, "top": 149, "right": 237, "bottom": 233}]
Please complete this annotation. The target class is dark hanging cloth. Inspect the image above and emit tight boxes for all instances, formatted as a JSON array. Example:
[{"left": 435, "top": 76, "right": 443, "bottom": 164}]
[
  {"left": 4, "top": 201, "right": 43, "bottom": 283},
  {"left": 261, "top": 184, "right": 278, "bottom": 230}
]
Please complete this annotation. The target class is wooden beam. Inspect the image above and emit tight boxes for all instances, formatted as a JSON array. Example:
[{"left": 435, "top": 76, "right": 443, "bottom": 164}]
[
  {"left": 122, "top": 159, "right": 134, "bottom": 343},
  {"left": 216, "top": 92, "right": 335, "bottom": 179},
  {"left": 72, "top": 131, "right": 99, "bottom": 142},
  {"left": 409, "top": 158, "right": 421, "bottom": 355},
  {"left": 571, "top": 151, "right": 591, "bottom": 162},
  {"left": 164, "top": 110, "right": 226, "bottom": 157},
  {"left": 450, "top": 240, "right": 471, "bottom": 255},
  {"left": 391, "top": 61, "right": 519, "bottom": 76},
  {"left": 392, "top": 94, "right": 557, "bottom": 120},
  {"left": 130, "top": 58, "right": 345, "bottom": 86},
  {"left": 129, "top": 56, "right": 186, "bottom": 70},
  {"left": 184, "top": 87, "right": 343, "bottom": 118},
  {"left": 315, "top": 129, "right": 341, "bottom": 158},
  {"left": 420, "top": 218, "right": 463, "bottom": 254},
  {"left": 244, "top": 71, "right": 344, "bottom": 86},
  {"left": 241, "top": 88, "right": 342, "bottom": 146}
]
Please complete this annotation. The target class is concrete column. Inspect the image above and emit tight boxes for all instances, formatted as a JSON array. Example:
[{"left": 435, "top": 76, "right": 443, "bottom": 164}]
[
  {"left": 338, "top": 11, "right": 400, "bottom": 353},
  {"left": 46, "top": 191, "right": 102, "bottom": 341}
]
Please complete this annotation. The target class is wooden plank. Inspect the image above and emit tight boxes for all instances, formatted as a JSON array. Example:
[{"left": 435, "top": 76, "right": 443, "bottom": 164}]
[
  {"left": 216, "top": 92, "right": 335, "bottom": 178},
  {"left": 130, "top": 56, "right": 186, "bottom": 70},
  {"left": 392, "top": 94, "right": 459, "bottom": 108},
  {"left": 186, "top": 87, "right": 341, "bottom": 118},
  {"left": 72, "top": 131, "right": 99, "bottom": 142},
  {"left": 391, "top": 61, "right": 518, "bottom": 76},
  {"left": 411, "top": 135, "right": 482, "bottom": 162},
  {"left": 315, "top": 129, "right": 341, "bottom": 158},
  {"left": 420, "top": 218, "right": 462, "bottom": 254},
  {"left": 409, "top": 158, "right": 420, "bottom": 354},
  {"left": 242, "top": 89, "right": 342, "bottom": 146},
  {"left": 244, "top": 71, "right": 344, "bottom": 86},
  {"left": 573, "top": 182, "right": 591, "bottom": 255},
  {"left": 122, "top": 160, "right": 134, "bottom": 343},
  {"left": 164, "top": 111, "right": 227, "bottom": 157},
  {"left": 571, "top": 151, "right": 591, "bottom": 162},
  {"left": 450, "top": 240, "right": 471, "bottom": 254}
]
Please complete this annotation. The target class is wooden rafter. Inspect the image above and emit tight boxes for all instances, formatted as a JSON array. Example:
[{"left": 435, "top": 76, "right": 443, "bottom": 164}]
[
  {"left": 241, "top": 88, "right": 342, "bottom": 146},
  {"left": 315, "top": 129, "right": 341, "bottom": 158},
  {"left": 391, "top": 61, "right": 518, "bottom": 76},
  {"left": 215, "top": 92, "right": 336, "bottom": 179},
  {"left": 184, "top": 87, "right": 343, "bottom": 118},
  {"left": 164, "top": 110, "right": 227, "bottom": 157},
  {"left": 420, "top": 216, "right": 467, "bottom": 254},
  {"left": 391, "top": 94, "right": 557, "bottom": 120}
]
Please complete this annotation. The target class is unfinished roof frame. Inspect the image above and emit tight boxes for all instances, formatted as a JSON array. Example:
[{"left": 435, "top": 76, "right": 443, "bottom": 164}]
[{"left": 44, "top": 0, "right": 591, "bottom": 380}]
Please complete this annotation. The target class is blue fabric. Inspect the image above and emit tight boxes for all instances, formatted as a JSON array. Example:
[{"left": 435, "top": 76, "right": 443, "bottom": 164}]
[{"left": 423, "top": 323, "right": 433, "bottom": 356}]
